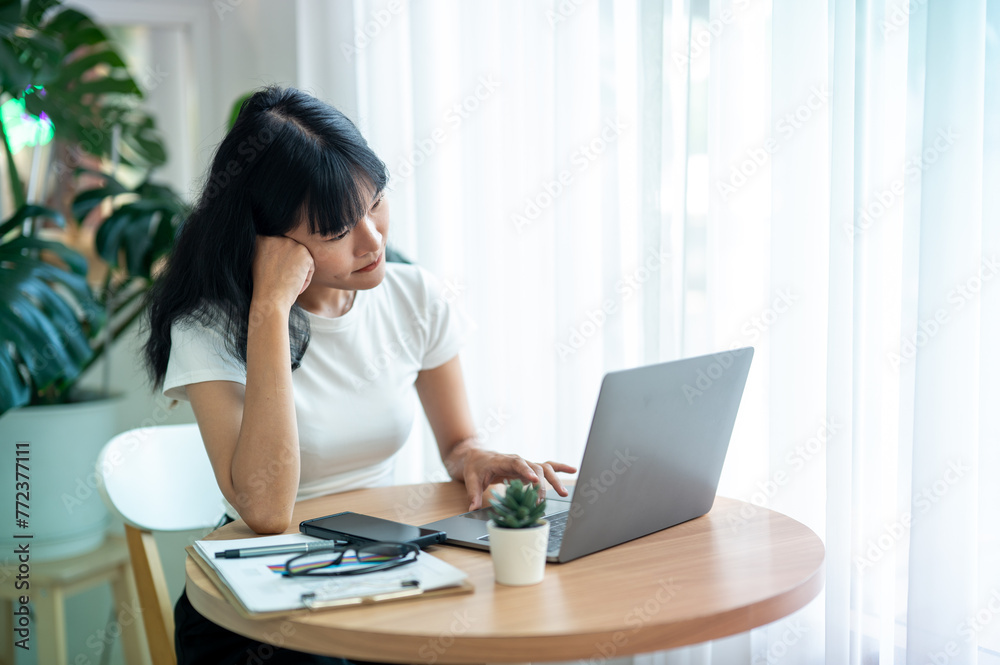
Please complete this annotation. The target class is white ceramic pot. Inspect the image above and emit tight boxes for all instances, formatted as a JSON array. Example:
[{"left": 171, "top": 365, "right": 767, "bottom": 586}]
[
  {"left": 486, "top": 519, "right": 549, "bottom": 586},
  {"left": 0, "top": 395, "right": 121, "bottom": 561}
]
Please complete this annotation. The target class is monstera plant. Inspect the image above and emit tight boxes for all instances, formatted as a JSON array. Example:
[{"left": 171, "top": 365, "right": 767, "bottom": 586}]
[
  {"left": 0, "top": 0, "right": 187, "bottom": 562},
  {"left": 0, "top": 0, "right": 187, "bottom": 414}
]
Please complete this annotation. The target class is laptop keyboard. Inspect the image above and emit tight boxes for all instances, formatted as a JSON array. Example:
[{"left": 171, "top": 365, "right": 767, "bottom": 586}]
[
  {"left": 479, "top": 511, "right": 569, "bottom": 554},
  {"left": 546, "top": 511, "right": 569, "bottom": 552}
]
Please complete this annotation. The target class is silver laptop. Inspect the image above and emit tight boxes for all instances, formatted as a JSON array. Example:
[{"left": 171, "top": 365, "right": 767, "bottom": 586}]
[{"left": 422, "top": 347, "right": 753, "bottom": 563}]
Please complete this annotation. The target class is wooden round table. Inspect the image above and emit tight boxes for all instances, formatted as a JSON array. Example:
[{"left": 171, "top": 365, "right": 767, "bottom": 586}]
[{"left": 186, "top": 482, "right": 824, "bottom": 663}]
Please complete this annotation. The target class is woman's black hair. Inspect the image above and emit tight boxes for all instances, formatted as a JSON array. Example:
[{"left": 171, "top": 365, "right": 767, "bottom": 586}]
[{"left": 143, "top": 86, "right": 390, "bottom": 388}]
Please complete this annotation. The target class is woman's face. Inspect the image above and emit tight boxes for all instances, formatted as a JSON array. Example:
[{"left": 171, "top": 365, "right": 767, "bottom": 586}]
[{"left": 286, "top": 184, "right": 389, "bottom": 292}]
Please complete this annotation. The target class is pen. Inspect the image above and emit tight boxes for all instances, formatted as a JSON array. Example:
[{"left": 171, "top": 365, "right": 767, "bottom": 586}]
[{"left": 215, "top": 542, "right": 336, "bottom": 559}]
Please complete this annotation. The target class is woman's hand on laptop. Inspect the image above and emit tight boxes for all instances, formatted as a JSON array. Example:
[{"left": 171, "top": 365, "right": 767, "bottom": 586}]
[{"left": 447, "top": 442, "right": 577, "bottom": 511}]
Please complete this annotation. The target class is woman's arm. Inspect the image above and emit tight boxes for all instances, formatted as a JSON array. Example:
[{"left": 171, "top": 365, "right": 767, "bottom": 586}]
[
  {"left": 415, "top": 355, "right": 577, "bottom": 510},
  {"left": 187, "top": 236, "right": 314, "bottom": 534}
]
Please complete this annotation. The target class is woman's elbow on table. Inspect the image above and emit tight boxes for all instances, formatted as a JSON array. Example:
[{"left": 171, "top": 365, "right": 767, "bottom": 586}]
[
  {"left": 230, "top": 492, "right": 295, "bottom": 534},
  {"left": 241, "top": 508, "right": 293, "bottom": 535}
]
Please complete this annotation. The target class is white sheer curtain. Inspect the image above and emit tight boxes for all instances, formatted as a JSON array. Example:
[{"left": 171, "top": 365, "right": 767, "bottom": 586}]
[{"left": 314, "top": 0, "right": 999, "bottom": 662}]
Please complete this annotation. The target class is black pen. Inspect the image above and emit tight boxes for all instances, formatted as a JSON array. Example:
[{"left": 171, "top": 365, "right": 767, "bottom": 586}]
[{"left": 215, "top": 542, "right": 335, "bottom": 559}]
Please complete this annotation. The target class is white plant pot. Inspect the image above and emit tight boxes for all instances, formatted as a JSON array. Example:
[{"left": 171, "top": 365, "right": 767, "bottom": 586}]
[
  {"left": 487, "top": 519, "right": 549, "bottom": 586},
  {"left": 0, "top": 395, "right": 121, "bottom": 561}
]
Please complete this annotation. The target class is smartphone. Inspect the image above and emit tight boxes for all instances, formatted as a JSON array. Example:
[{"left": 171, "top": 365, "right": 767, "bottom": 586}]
[{"left": 299, "top": 512, "right": 447, "bottom": 548}]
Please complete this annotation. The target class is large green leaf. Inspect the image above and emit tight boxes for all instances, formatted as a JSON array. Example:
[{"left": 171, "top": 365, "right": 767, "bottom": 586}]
[
  {"left": 52, "top": 48, "right": 127, "bottom": 87},
  {"left": 0, "top": 348, "right": 30, "bottom": 414},
  {"left": 121, "top": 211, "right": 152, "bottom": 276},
  {"left": 94, "top": 201, "right": 182, "bottom": 279},
  {"left": 0, "top": 305, "right": 64, "bottom": 392},
  {"left": 2, "top": 235, "right": 86, "bottom": 274},
  {"left": 41, "top": 6, "right": 89, "bottom": 34},
  {"left": 0, "top": 1, "right": 188, "bottom": 408},
  {"left": 89, "top": 178, "right": 186, "bottom": 278},
  {"left": 150, "top": 206, "right": 178, "bottom": 266},
  {"left": 0, "top": 39, "right": 32, "bottom": 91},
  {"left": 21, "top": 268, "right": 92, "bottom": 359},
  {"left": 4, "top": 2, "right": 167, "bottom": 171},
  {"left": 0, "top": 203, "right": 102, "bottom": 412},
  {"left": 71, "top": 77, "right": 141, "bottom": 97},
  {"left": 8, "top": 293, "right": 79, "bottom": 378},
  {"left": 0, "top": 284, "right": 88, "bottom": 395},
  {"left": 93, "top": 206, "right": 129, "bottom": 266},
  {"left": 71, "top": 182, "right": 127, "bottom": 221},
  {"left": 24, "top": 0, "right": 62, "bottom": 27},
  {"left": 0, "top": 0, "right": 21, "bottom": 37},
  {"left": 0, "top": 204, "right": 63, "bottom": 237}
]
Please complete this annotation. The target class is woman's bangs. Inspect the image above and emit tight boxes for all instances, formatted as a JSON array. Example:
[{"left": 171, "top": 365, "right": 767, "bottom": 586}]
[{"left": 302, "top": 151, "right": 383, "bottom": 238}]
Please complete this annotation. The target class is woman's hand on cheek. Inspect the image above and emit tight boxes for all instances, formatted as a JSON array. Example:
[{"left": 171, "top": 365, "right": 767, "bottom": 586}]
[
  {"left": 462, "top": 449, "right": 578, "bottom": 511},
  {"left": 252, "top": 235, "right": 316, "bottom": 312}
]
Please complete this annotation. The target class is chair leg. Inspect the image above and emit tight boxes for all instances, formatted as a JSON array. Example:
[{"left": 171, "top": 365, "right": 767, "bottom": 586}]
[
  {"left": 33, "top": 586, "right": 67, "bottom": 665},
  {"left": 112, "top": 560, "right": 151, "bottom": 665},
  {"left": 125, "top": 525, "right": 177, "bottom": 665}
]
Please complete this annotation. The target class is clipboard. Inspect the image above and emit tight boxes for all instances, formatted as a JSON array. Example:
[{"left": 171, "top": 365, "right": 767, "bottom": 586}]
[{"left": 186, "top": 544, "right": 474, "bottom": 620}]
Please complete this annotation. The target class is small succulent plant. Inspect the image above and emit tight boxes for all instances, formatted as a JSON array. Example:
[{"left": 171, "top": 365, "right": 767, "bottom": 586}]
[{"left": 489, "top": 480, "right": 547, "bottom": 528}]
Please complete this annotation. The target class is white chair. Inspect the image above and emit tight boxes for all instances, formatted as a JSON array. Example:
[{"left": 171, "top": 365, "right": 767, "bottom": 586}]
[{"left": 96, "top": 423, "right": 227, "bottom": 665}]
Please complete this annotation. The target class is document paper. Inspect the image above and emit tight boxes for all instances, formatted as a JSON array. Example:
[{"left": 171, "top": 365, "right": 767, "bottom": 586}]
[{"left": 193, "top": 534, "right": 468, "bottom": 614}]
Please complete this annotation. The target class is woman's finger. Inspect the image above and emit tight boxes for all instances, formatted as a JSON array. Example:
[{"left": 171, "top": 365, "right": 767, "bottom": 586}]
[
  {"left": 540, "top": 462, "right": 570, "bottom": 496},
  {"left": 526, "top": 462, "right": 547, "bottom": 501},
  {"left": 298, "top": 263, "right": 314, "bottom": 295},
  {"left": 514, "top": 458, "right": 540, "bottom": 484},
  {"left": 464, "top": 468, "right": 483, "bottom": 511}
]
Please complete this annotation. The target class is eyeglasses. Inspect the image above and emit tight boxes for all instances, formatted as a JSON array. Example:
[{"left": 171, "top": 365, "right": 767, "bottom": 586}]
[{"left": 282, "top": 541, "right": 419, "bottom": 577}]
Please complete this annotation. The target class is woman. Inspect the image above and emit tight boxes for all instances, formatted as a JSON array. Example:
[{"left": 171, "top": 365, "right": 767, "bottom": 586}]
[{"left": 143, "top": 86, "right": 576, "bottom": 665}]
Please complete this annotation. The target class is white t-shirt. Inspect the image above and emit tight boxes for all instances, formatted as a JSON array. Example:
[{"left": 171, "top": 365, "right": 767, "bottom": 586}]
[{"left": 163, "top": 263, "right": 472, "bottom": 519}]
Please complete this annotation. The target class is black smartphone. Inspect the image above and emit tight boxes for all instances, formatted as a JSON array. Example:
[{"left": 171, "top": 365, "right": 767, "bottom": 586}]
[{"left": 299, "top": 512, "right": 447, "bottom": 548}]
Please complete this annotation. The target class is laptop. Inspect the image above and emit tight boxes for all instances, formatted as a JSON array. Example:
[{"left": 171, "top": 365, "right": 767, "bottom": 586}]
[{"left": 422, "top": 347, "right": 754, "bottom": 563}]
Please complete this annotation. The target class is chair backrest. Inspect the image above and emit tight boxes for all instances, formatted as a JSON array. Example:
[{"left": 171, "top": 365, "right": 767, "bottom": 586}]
[
  {"left": 96, "top": 423, "right": 227, "bottom": 665},
  {"left": 98, "top": 423, "right": 226, "bottom": 530}
]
